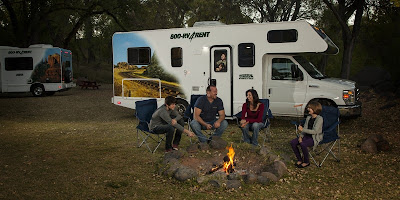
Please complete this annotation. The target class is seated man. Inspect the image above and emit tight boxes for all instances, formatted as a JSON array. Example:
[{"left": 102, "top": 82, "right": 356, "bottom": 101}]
[
  {"left": 150, "top": 96, "right": 195, "bottom": 152},
  {"left": 190, "top": 85, "right": 228, "bottom": 143}
]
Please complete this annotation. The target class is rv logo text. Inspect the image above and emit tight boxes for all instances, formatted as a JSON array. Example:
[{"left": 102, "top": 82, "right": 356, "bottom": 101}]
[
  {"left": 170, "top": 31, "right": 210, "bottom": 41},
  {"left": 8, "top": 50, "right": 32, "bottom": 54}
]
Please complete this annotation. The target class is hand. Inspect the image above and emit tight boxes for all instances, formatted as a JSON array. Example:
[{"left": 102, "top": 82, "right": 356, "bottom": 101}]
[
  {"left": 240, "top": 119, "right": 246, "bottom": 126},
  {"left": 206, "top": 124, "right": 213, "bottom": 130},
  {"left": 171, "top": 119, "right": 177, "bottom": 126},
  {"left": 298, "top": 137, "right": 303, "bottom": 143},
  {"left": 214, "top": 121, "right": 221, "bottom": 129},
  {"left": 241, "top": 120, "right": 249, "bottom": 128},
  {"left": 184, "top": 129, "right": 195, "bottom": 137},
  {"left": 298, "top": 125, "right": 303, "bottom": 132}
]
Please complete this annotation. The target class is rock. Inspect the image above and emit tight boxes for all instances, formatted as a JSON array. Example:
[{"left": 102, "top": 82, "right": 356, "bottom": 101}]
[
  {"left": 376, "top": 139, "right": 390, "bottom": 151},
  {"left": 257, "top": 175, "right": 270, "bottom": 185},
  {"left": 163, "top": 163, "right": 181, "bottom": 177},
  {"left": 209, "top": 136, "right": 227, "bottom": 150},
  {"left": 259, "top": 146, "right": 272, "bottom": 156},
  {"left": 242, "top": 173, "right": 257, "bottom": 184},
  {"left": 263, "top": 160, "right": 287, "bottom": 178},
  {"left": 209, "top": 179, "right": 222, "bottom": 188},
  {"left": 227, "top": 173, "right": 240, "bottom": 180},
  {"left": 273, "top": 160, "right": 287, "bottom": 178},
  {"left": 361, "top": 138, "right": 378, "bottom": 154},
  {"left": 186, "top": 144, "right": 199, "bottom": 153},
  {"left": 198, "top": 143, "right": 209, "bottom": 151},
  {"left": 368, "top": 134, "right": 384, "bottom": 143},
  {"left": 226, "top": 180, "right": 241, "bottom": 189},
  {"left": 164, "top": 150, "right": 183, "bottom": 160},
  {"left": 260, "top": 172, "right": 279, "bottom": 182},
  {"left": 268, "top": 154, "right": 279, "bottom": 163},
  {"left": 174, "top": 166, "right": 198, "bottom": 181}
]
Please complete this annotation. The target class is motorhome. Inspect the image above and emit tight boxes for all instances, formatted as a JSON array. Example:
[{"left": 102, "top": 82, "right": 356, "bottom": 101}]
[
  {"left": 0, "top": 44, "right": 75, "bottom": 96},
  {"left": 111, "top": 20, "right": 361, "bottom": 117}
]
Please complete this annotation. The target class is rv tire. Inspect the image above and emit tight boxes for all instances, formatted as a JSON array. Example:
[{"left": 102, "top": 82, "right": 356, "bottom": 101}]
[
  {"left": 31, "top": 84, "right": 45, "bottom": 97},
  {"left": 176, "top": 98, "right": 189, "bottom": 117}
]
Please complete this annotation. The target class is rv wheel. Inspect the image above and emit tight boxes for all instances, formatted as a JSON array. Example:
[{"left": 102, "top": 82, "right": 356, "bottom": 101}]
[
  {"left": 176, "top": 99, "right": 189, "bottom": 117},
  {"left": 32, "top": 85, "right": 45, "bottom": 97}
]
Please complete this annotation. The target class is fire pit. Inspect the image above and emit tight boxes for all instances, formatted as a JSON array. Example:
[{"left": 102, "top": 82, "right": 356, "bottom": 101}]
[{"left": 159, "top": 140, "right": 288, "bottom": 189}]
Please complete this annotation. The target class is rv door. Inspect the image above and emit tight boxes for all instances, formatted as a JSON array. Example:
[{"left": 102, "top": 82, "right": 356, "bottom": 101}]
[
  {"left": 210, "top": 46, "right": 232, "bottom": 116},
  {"left": 267, "top": 56, "right": 307, "bottom": 116}
]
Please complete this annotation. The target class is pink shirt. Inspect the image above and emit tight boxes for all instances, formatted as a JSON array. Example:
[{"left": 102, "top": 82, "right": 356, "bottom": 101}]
[{"left": 241, "top": 102, "right": 264, "bottom": 123}]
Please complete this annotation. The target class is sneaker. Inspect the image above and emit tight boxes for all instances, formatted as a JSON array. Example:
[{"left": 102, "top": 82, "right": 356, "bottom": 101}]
[
  {"left": 165, "top": 149, "right": 172, "bottom": 153},
  {"left": 172, "top": 144, "right": 179, "bottom": 151}
]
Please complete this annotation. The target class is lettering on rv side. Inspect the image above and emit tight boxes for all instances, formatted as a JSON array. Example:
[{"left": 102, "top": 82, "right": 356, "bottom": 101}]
[
  {"left": 8, "top": 50, "right": 32, "bottom": 54},
  {"left": 170, "top": 31, "right": 210, "bottom": 41}
]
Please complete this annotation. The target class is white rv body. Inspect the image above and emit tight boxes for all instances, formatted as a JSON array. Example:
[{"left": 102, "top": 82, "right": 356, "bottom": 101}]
[
  {"left": 0, "top": 44, "right": 75, "bottom": 96},
  {"left": 111, "top": 21, "right": 361, "bottom": 117}
]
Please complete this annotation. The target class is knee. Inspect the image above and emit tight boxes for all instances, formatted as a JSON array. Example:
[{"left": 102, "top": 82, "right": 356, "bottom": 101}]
[
  {"left": 167, "top": 126, "right": 175, "bottom": 134},
  {"left": 220, "top": 120, "right": 228, "bottom": 128},
  {"left": 290, "top": 138, "right": 298, "bottom": 146}
]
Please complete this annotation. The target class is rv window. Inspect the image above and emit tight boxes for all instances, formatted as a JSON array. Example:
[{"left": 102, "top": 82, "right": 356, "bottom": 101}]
[
  {"left": 171, "top": 47, "right": 182, "bottom": 67},
  {"left": 271, "top": 58, "right": 299, "bottom": 80},
  {"left": 267, "top": 29, "right": 298, "bottom": 43},
  {"left": 214, "top": 50, "right": 227, "bottom": 72},
  {"left": 127, "top": 47, "right": 151, "bottom": 65},
  {"left": 238, "top": 43, "right": 255, "bottom": 67},
  {"left": 5, "top": 57, "right": 33, "bottom": 71}
]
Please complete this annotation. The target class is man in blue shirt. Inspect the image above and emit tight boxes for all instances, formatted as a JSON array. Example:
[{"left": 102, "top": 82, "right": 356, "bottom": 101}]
[{"left": 190, "top": 85, "right": 228, "bottom": 143}]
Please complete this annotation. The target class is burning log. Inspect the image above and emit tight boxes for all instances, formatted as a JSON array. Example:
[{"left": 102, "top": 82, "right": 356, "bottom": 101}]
[
  {"left": 207, "top": 144, "right": 237, "bottom": 175},
  {"left": 206, "top": 164, "right": 223, "bottom": 174}
]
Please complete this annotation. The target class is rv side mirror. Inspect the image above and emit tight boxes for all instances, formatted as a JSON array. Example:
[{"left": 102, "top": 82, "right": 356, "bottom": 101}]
[{"left": 291, "top": 64, "right": 303, "bottom": 81}]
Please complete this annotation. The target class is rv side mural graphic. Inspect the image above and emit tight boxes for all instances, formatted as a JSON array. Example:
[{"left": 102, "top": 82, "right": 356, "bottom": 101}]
[
  {"left": 113, "top": 33, "right": 183, "bottom": 98},
  {"left": 30, "top": 49, "right": 62, "bottom": 83}
]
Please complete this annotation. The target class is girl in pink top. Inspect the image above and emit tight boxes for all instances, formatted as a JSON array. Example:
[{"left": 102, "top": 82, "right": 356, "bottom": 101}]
[{"left": 240, "top": 89, "right": 264, "bottom": 147}]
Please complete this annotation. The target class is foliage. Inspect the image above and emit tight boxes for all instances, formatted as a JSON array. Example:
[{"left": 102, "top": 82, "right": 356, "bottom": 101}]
[{"left": 143, "top": 53, "right": 178, "bottom": 83}]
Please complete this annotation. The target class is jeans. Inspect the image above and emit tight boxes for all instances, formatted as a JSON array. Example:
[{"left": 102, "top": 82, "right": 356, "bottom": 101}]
[
  {"left": 240, "top": 122, "right": 263, "bottom": 146},
  {"left": 190, "top": 119, "right": 228, "bottom": 143},
  {"left": 290, "top": 134, "right": 314, "bottom": 163},
  {"left": 152, "top": 119, "right": 184, "bottom": 150}
]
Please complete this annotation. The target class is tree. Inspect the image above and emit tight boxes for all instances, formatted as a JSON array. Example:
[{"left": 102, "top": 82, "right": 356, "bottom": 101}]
[
  {"left": 240, "top": 0, "right": 319, "bottom": 22},
  {"left": 322, "top": 0, "right": 365, "bottom": 79}
]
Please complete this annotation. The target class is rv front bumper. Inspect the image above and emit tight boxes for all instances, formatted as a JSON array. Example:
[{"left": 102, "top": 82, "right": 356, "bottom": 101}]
[{"left": 337, "top": 102, "right": 362, "bottom": 117}]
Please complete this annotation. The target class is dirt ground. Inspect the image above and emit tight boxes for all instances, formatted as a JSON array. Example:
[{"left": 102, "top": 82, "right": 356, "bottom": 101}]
[{"left": 1, "top": 84, "right": 400, "bottom": 199}]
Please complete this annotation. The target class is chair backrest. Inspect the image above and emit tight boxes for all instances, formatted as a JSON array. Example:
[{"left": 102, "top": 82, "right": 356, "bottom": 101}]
[
  {"left": 184, "top": 94, "right": 203, "bottom": 120},
  {"left": 320, "top": 105, "right": 340, "bottom": 144},
  {"left": 135, "top": 99, "right": 158, "bottom": 132}
]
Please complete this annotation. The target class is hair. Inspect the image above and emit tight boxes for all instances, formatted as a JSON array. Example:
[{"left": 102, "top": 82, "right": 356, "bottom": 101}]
[
  {"left": 246, "top": 89, "right": 260, "bottom": 110},
  {"left": 206, "top": 85, "right": 216, "bottom": 92},
  {"left": 307, "top": 101, "right": 322, "bottom": 115},
  {"left": 165, "top": 96, "right": 177, "bottom": 106}
]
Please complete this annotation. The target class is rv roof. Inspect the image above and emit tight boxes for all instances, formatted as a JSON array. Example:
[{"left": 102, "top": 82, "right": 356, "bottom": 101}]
[
  {"left": 29, "top": 44, "right": 53, "bottom": 48},
  {"left": 193, "top": 21, "right": 226, "bottom": 27}
]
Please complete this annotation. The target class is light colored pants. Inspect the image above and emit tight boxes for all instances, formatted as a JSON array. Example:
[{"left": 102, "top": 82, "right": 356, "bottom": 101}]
[
  {"left": 240, "top": 122, "right": 263, "bottom": 146},
  {"left": 190, "top": 119, "right": 228, "bottom": 143}
]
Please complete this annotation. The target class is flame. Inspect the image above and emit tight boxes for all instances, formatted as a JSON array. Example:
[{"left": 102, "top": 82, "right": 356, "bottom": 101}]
[{"left": 223, "top": 144, "right": 235, "bottom": 174}]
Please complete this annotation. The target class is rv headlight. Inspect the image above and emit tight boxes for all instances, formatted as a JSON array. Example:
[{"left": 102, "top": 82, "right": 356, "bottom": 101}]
[{"left": 343, "top": 90, "right": 355, "bottom": 105}]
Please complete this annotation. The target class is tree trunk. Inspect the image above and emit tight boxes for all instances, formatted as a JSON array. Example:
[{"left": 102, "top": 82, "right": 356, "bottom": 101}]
[{"left": 341, "top": 37, "right": 355, "bottom": 79}]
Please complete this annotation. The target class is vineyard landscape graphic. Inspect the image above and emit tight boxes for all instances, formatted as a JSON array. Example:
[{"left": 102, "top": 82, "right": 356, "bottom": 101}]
[{"left": 113, "top": 33, "right": 183, "bottom": 99}]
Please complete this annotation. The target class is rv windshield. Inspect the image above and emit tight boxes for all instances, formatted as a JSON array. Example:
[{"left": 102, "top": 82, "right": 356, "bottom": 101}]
[{"left": 293, "top": 56, "right": 325, "bottom": 79}]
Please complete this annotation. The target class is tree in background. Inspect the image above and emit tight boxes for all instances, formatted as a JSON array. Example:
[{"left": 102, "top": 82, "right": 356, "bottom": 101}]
[{"left": 322, "top": 0, "right": 365, "bottom": 79}]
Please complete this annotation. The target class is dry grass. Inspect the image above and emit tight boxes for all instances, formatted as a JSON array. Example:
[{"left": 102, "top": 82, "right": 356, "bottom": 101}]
[{"left": 0, "top": 85, "right": 399, "bottom": 199}]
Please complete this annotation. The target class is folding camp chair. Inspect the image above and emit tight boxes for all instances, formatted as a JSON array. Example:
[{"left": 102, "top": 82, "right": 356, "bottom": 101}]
[
  {"left": 233, "top": 99, "right": 273, "bottom": 145},
  {"left": 135, "top": 99, "right": 166, "bottom": 153},
  {"left": 183, "top": 94, "right": 203, "bottom": 131},
  {"left": 292, "top": 105, "right": 340, "bottom": 167}
]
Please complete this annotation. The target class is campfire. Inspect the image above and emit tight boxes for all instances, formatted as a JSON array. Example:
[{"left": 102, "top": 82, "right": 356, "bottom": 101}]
[{"left": 208, "top": 144, "right": 236, "bottom": 175}]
